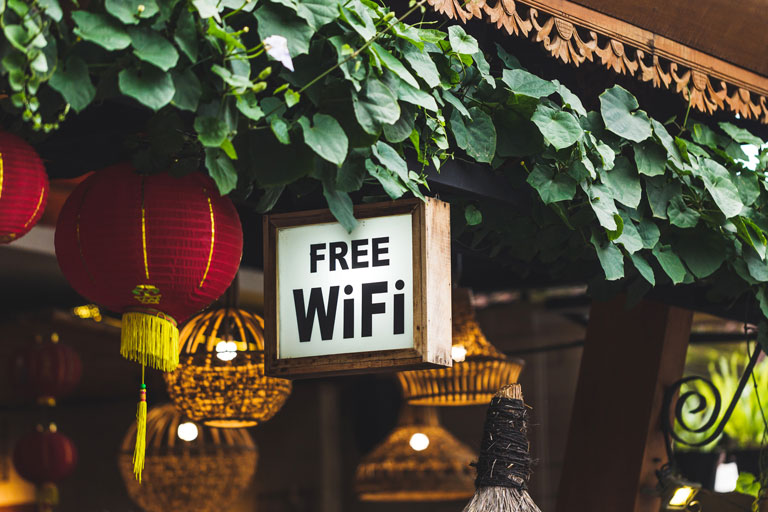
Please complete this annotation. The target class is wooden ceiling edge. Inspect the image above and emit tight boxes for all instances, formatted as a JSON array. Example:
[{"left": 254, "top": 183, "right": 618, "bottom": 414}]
[{"left": 429, "top": 0, "right": 768, "bottom": 124}]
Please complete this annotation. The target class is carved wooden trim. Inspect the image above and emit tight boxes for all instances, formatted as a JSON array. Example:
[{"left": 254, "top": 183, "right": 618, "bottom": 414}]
[{"left": 427, "top": 0, "right": 768, "bottom": 123}]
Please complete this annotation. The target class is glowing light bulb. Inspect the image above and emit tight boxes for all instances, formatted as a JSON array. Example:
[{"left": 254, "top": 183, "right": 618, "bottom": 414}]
[
  {"left": 668, "top": 486, "right": 695, "bottom": 507},
  {"left": 714, "top": 461, "right": 738, "bottom": 493},
  {"left": 215, "top": 340, "right": 238, "bottom": 361},
  {"left": 451, "top": 345, "right": 467, "bottom": 362},
  {"left": 177, "top": 422, "right": 198, "bottom": 442},
  {"left": 409, "top": 432, "right": 429, "bottom": 451}
]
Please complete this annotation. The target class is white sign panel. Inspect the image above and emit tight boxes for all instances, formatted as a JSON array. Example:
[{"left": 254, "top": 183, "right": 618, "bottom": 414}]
[{"left": 276, "top": 214, "right": 414, "bottom": 358}]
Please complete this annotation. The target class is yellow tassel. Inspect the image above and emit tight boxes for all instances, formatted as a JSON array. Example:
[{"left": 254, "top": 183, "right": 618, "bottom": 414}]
[
  {"left": 121, "top": 312, "right": 179, "bottom": 372},
  {"left": 133, "top": 384, "right": 147, "bottom": 483}
]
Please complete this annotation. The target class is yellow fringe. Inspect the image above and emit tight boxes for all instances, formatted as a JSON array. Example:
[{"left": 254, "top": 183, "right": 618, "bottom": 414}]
[
  {"left": 133, "top": 399, "right": 147, "bottom": 483},
  {"left": 120, "top": 312, "right": 179, "bottom": 372}
]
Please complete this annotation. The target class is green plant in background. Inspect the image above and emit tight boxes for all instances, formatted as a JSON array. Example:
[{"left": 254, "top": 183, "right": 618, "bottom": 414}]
[
  {"left": 3, "top": 0, "right": 768, "bottom": 328},
  {"left": 675, "top": 348, "right": 768, "bottom": 449}
]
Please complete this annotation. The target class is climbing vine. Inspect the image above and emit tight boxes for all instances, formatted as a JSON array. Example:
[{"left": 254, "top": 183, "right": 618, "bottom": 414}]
[{"left": 3, "top": 0, "right": 768, "bottom": 324}]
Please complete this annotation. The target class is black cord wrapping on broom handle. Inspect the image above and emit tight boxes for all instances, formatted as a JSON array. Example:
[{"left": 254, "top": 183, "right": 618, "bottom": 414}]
[{"left": 474, "top": 396, "right": 532, "bottom": 490}]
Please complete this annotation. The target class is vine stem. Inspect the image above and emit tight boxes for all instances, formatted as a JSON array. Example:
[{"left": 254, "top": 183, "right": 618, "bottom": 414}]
[{"left": 296, "top": 0, "right": 429, "bottom": 95}]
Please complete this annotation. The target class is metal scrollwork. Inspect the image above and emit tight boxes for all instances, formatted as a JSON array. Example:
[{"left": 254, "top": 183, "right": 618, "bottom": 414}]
[{"left": 662, "top": 344, "right": 761, "bottom": 454}]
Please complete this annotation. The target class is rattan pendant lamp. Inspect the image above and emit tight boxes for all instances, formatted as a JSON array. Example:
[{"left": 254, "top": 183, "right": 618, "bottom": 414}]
[
  {"left": 119, "top": 404, "right": 257, "bottom": 512},
  {"left": 398, "top": 287, "right": 523, "bottom": 406},
  {"left": 355, "top": 406, "right": 476, "bottom": 502},
  {"left": 164, "top": 281, "right": 292, "bottom": 428}
]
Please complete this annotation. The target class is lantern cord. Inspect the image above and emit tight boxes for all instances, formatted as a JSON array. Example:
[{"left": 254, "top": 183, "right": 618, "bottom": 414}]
[{"left": 133, "top": 364, "right": 147, "bottom": 483}]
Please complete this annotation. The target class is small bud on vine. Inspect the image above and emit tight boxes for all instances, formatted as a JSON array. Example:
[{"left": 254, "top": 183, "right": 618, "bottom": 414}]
[{"left": 137, "top": 4, "right": 145, "bottom": 13}]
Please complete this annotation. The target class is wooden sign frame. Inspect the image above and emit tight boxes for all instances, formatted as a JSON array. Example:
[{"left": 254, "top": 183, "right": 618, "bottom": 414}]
[{"left": 263, "top": 198, "right": 452, "bottom": 379}]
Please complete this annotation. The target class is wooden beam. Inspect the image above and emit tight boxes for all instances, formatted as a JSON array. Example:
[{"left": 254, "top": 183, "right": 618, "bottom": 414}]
[{"left": 556, "top": 297, "right": 693, "bottom": 512}]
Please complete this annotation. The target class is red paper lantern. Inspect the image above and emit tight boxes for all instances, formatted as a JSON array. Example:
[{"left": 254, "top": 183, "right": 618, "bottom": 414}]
[
  {"left": 54, "top": 164, "right": 243, "bottom": 372},
  {"left": 10, "top": 334, "right": 82, "bottom": 405},
  {"left": 13, "top": 426, "right": 78, "bottom": 484},
  {"left": 0, "top": 131, "right": 49, "bottom": 243}
]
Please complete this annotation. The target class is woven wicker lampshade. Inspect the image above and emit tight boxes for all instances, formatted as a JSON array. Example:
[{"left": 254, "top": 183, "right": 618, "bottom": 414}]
[
  {"left": 355, "top": 406, "right": 476, "bottom": 502},
  {"left": 398, "top": 287, "right": 523, "bottom": 406},
  {"left": 164, "top": 308, "right": 292, "bottom": 428},
  {"left": 119, "top": 404, "right": 257, "bottom": 512}
]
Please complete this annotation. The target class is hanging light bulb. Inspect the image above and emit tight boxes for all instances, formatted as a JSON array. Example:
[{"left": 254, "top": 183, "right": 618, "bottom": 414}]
[
  {"left": 176, "top": 422, "right": 199, "bottom": 442},
  {"left": 409, "top": 433, "right": 430, "bottom": 451}
]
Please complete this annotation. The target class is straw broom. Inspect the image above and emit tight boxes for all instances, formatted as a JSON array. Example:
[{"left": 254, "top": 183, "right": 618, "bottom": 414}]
[{"left": 463, "top": 383, "right": 541, "bottom": 512}]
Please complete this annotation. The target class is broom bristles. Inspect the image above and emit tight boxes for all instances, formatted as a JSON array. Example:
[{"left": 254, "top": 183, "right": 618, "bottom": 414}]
[
  {"left": 462, "top": 383, "right": 541, "bottom": 512},
  {"left": 462, "top": 487, "right": 542, "bottom": 512}
]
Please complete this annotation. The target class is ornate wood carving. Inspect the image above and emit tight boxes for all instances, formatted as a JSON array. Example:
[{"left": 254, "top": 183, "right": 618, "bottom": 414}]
[{"left": 428, "top": 0, "right": 768, "bottom": 124}]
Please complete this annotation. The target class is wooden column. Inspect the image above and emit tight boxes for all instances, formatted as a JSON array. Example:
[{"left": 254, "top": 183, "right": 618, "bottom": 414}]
[{"left": 556, "top": 297, "right": 693, "bottom": 512}]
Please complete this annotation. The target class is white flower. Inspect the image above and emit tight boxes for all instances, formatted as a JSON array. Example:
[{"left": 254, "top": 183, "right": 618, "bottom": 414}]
[{"left": 263, "top": 35, "right": 294, "bottom": 72}]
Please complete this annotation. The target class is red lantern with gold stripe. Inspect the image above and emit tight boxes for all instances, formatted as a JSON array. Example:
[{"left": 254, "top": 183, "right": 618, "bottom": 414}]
[
  {"left": 54, "top": 163, "right": 243, "bottom": 372},
  {"left": 0, "top": 131, "right": 49, "bottom": 243},
  {"left": 10, "top": 334, "right": 82, "bottom": 406},
  {"left": 54, "top": 164, "right": 242, "bottom": 482},
  {"left": 13, "top": 424, "right": 77, "bottom": 512}
]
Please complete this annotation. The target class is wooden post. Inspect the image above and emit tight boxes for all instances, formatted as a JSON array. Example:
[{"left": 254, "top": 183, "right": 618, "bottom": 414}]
[{"left": 556, "top": 297, "right": 693, "bottom": 512}]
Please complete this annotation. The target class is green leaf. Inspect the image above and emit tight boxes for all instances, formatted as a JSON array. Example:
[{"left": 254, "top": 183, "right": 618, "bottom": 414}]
[
  {"left": 372, "top": 141, "right": 408, "bottom": 181},
  {"left": 745, "top": 247, "right": 768, "bottom": 282},
  {"left": 383, "top": 105, "right": 415, "bottom": 143},
  {"left": 615, "top": 212, "right": 643, "bottom": 253},
  {"left": 236, "top": 91, "right": 264, "bottom": 121},
  {"left": 667, "top": 196, "right": 700, "bottom": 228},
  {"left": 501, "top": 69, "right": 557, "bottom": 98},
  {"left": 495, "top": 110, "right": 543, "bottom": 157},
  {"left": 352, "top": 78, "right": 400, "bottom": 135},
  {"left": 633, "top": 140, "right": 667, "bottom": 176},
  {"left": 271, "top": 118, "right": 291, "bottom": 144},
  {"left": 298, "top": 114, "right": 349, "bottom": 166},
  {"left": 49, "top": 56, "right": 95, "bottom": 113},
  {"left": 652, "top": 244, "right": 687, "bottom": 284},
  {"left": 193, "top": 0, "right": 220, "bottom": 20},
  {"left": 105, "top": 0, "right": 159, "bottom": 24},
  {"left": 401, "top": 43, "right": 440, "bottom": 88},
  {"left": 600, "top": 156, "right": 641, "bottom": 208},
  {"left": 371, "top": 42, "right": 418, "bottom": 88},
  {"left": 590, "top": 232, "right": 624, "bottom": 281},
  {"left": 526, "top": 164, "right": 577, "bottom": 204},
  {"left": 174, "top": 8, "right": 199, "bottom": 62},
  {"left": 284, "top": 88, "right": 301, "bottom": 107},
  {"left": 337, "top": 149, "right": 368, "bottom": 192},
  {"left": 447, "top": 25, "right": 479, "bottom": 54},
  {"left": 495, "top": 43, "right": 521, "bottom": 68},
  {"left": 556, "top": 82, "right": 586, "bottom": 116},
  {"left": 599, "top": 85, "right": 652, "bottom": 143},
  {"left": 195, "top": 116, "right": 229, "bottom": 147},
  {"left": 323, "top": 179, "right": 357, "bottom": 232},
  {"left": 294, "top": 0, "right": 339, "bottom": 29},
  {"left": 171, "top": 68, "right": 202, "bottom": 111},
  {"left": 699, "top": 159, "right": 744, "bottom": 218},
  {"left": 340, "top": 3, "right": 376, "bottom": 40},
  {"left": 366, "top": 160, "right": 406, "bottom": 199},
  {"left": 442, "top": 90, "right": 470, "bottom": 118},
  {"left": 389, "top": 74, "right": 437, "bottom": 111},
  {"left": 677, "top": 234, "right": 726, "bottom": 278},
  {"left": 118, "top": 66, "right": 175, "bottom": 111},
  {"left": 719, "top": 122, "right": 763, "bottom": 146},
  {"left": 255, "top": 3, "right": 314, "bottom": 56},
  {"left": 585, "top": 183, "right": 618, "bottom": 231},
  {"left": 465, "top": 204, "right": 482, "bottom": 225},
  {"left": 220, "top": 138, "right": 238, "bottom": 160},
  {"left": 450, "top": 107, "right": 496, "bottom": 163},
  {"left": 254, "top": 186, "right": 285, "bottom": 213},
  {"left": 734, "top": 171, "right": 760, "bottom": 206},
  {"left": 205, "top": 148, "right": 238, "bottom": 195},
  {"left": 38, "top": 0, "right": 63, "bottom": 21},
  {"left": 645, "top": 176, "right": 680, "bottom": 219},
  {"left": 637, "top": 219, "right": 660, "bottom": 249},
  {"left": 651, "top": 119, "right": 684, "bottom": 168},
  {"left": 531, "top": 105, "right": 581, "bottom": 150},
  {"left": 72, "top": 11, "right": 131, "bottom": 51},
  {"left": 129, "top": 28, "right": 179, "bottom": 71},
  {"left": 630, "top": 253, "right": 655, "bottom": 285}
]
